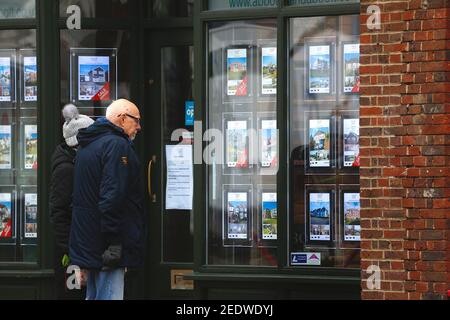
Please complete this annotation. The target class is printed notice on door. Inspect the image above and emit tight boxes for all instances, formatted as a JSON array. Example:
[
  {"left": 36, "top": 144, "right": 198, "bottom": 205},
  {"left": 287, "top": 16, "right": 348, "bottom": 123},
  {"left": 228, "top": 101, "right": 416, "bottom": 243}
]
[{"left": 165, "top": 145, "right": 193, "bottom": 210}]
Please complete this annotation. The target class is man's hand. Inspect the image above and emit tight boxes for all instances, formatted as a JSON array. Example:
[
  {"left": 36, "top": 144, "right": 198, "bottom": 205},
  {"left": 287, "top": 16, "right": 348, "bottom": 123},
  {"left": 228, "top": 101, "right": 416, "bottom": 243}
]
[{"left": 101, "top": 244, "right": 122, "bottom": 270}]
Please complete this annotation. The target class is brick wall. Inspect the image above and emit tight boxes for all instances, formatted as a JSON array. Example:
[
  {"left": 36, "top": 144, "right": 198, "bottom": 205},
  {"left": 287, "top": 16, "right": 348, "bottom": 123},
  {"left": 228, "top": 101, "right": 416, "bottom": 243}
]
[{"left": 359, "top": 0, "right": 449, "bottom": 300}]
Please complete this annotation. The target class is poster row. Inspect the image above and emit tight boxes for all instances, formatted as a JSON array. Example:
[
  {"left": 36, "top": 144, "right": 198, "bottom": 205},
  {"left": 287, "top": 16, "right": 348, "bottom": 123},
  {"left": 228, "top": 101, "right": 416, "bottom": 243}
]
[
  {"left": 222, "top": 115, "right": 359, "bottom": 171},
  {"left": 0, "top": 191, "right": 37, "bottom": 240},
  {"left": 0, "top": 124, "right": 38, "bottom": 170},
  {"left": 0, "top": 49, "right": 37, "bottom": 104},
  {"left": 225, "top": 116, "right": 277, "bottom": 170},
  {"left": 225, "top": 189, "right": 277, "bottom": 243},
  {"left": 0, "top": 48, "right": 119, "bottom": 106},
  {"left": 224, "top": 42, "right": 359, "bottom": 99},
  {"left": 307, "top": 117, "right": 359, "bottom": 169},
  {"left": 223, "top": 188, "right": 360, "bottom": 245},
  {"left": 307, "top": 190, "right": 360, "bottom": 243}
]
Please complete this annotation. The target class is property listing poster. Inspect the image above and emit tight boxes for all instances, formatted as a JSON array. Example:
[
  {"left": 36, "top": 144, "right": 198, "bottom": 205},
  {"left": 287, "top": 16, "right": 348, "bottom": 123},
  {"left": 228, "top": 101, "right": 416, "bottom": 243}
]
[
  {"left": 309, "top": 119, "right": 330, "bottom": 167},
  {"left": 0, "top": 193, "right": 12, "bottom": 239},
  {"left": 226, "top": 192, "right": 248, "bottom": 240},
  {"left": 23, "top": 56, "right": 37, "bottom": 101},
  {"left": 343, "top": 118, "right": 359, "bottom": 167},
  {"left": 24, "top": 125, "right": 38, "bottom": 169},
  {"left": 226, "top": 48, "right": 248, "bottom": 96},
  {"left": 262, "top": 192, "right": 277, "bottom": 240},
  {"left": 261, "top": 47, "right": 277, "bottom": 95},
  {"left": 261, "top": 120, "right": 277, "bottom": 168},
  {"left": 78, "top": 55, "right": 110, "bottom": 101},
  {"left": 226, "top": 120, "right": 248, "bottom": 168},
  {"left": 343, "top": 192, "right": 360, "bottom": 241},
  {"left": 0, "top": 125, "right": 11, "bottom": 169},
  {"left": 309, "top": 192, "right": 331, "bottom": 241},
  {"left": 343, "top": 44, "right": 360, "bottom": 93},
  {"left": 308, "top": 45, "right": 331, "bottom": 94},
  {"left": 0, "top": 57, "right": 12, "bottom": 102},
  {"left": 24, "top": 193, "right": 37, "bottom": 238}
]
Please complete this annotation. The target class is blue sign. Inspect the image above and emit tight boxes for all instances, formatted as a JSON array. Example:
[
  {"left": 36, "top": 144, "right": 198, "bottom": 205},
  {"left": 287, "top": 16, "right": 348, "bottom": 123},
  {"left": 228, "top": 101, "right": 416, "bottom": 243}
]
[
  {"left": 291, "top": 253, "right": 307, "bottom": 265},
  {"left": 185, "top": 101, "right": 194, "bottom": 126}
]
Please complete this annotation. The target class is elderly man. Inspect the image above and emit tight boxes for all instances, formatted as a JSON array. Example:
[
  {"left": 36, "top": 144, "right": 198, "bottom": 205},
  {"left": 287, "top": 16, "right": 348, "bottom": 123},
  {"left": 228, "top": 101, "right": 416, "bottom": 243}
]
[{"left": 69, "top": 99, "right": 145, "bottom": 300}]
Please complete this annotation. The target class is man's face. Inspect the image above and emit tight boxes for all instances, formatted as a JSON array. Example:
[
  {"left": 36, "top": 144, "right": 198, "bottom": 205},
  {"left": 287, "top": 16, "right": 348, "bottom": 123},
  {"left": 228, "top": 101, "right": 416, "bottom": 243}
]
[{"left": 119, "top": 110, "right": 141, "bottom": 140}]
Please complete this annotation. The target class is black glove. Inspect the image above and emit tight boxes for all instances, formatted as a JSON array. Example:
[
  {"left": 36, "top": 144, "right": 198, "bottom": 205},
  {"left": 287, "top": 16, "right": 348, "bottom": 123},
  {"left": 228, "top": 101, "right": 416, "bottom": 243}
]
[{"left": 101, "top": 244, "right": 122, "bottom": 270}]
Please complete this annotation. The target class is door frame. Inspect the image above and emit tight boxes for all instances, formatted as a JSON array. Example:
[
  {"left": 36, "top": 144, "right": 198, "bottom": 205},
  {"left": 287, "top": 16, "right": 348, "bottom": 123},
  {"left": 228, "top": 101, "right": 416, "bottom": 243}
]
[{"left": 142, "top": 27, "right": 195, "bottom": 299}]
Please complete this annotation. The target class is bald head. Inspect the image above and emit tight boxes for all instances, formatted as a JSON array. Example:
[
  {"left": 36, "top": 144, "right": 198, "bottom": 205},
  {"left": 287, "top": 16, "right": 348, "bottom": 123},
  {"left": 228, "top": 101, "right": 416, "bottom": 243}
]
[
  {"left": 106, "top": 99, "right": 141, "bottom": 140},
  {"left": 106, "top": 99, "right": 139, "bottom": 124}
]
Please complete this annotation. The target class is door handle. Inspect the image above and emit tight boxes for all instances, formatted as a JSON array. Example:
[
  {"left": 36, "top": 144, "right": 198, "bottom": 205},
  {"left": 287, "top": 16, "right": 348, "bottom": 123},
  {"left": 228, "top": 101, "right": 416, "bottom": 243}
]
[{"left": 147, "top": 155, "right": 157, "bottom": 203}]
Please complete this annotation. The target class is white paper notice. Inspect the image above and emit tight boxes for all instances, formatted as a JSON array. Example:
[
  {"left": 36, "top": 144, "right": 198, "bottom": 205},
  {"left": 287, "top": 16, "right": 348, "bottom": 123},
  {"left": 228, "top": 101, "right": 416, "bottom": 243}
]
[{"left": 165, "top": 145, "right": 193, "bottom": 210}]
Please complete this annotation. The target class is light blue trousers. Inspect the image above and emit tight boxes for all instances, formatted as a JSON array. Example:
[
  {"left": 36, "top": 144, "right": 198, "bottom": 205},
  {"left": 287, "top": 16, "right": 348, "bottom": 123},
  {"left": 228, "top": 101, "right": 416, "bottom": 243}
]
[{"left": 86, "top": 268, "right": 125, "bottom": 300}]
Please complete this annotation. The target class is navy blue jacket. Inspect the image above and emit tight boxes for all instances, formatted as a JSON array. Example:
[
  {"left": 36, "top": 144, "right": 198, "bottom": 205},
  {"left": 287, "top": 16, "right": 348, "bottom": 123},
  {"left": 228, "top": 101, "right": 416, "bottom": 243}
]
[{"left": 69, "top": 117, "right": 145, "bottom": 269}]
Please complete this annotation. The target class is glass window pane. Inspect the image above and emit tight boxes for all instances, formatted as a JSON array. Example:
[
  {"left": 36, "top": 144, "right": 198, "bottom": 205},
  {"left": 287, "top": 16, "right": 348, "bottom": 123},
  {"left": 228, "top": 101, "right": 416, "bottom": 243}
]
[
  {"left": 208, "top": 0, "right": 277, "bottom": 11},
  {"left": 207, "top": 20, "right": 278, "bottom": 266},
  {"left": 289, "top": 15, "right": 360, "bottom": 269},
  {"left": 161, "top": 46, "right": 194, "bottom": 263},
  {"left": 0, "top": 29, "right": 38, "bottom": 263},
  {"left": 0, "top": 0, "right": 35, "bottom": 19},
  {"left": 151, "top": 0, "right": 193, "bottom": 17},
  {"left": 59, "top": 0, "right": 132, "bottom": 18}
]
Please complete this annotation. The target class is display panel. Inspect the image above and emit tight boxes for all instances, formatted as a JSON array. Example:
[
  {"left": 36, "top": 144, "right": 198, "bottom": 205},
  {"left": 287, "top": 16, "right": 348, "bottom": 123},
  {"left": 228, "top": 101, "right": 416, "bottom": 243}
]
[
  {"left": 308, "top": 192, "right": 331, "bottom": 241},
  {"left": 24, "top": 192, "right": 37, "bottom": 239},
  {"left": 260, "top": 119, "right": 277, "bottom": 168},
  {"left": 222, "top": 184, "right": 253, "bottom": 248},
  {"left": 343, "top": 192, "right": 360, "bottom": 242},
  {"left": 0, "top": 192, "right": 13, "bottom": 239},
  {"left": 0, "top": 125, "right": 12, "bottom": 170},
  {"left": 24, "top": 124, "right": 37, "bottom": 170},
  {"left": 19, "top": 49, "right": 38, "bottom": 104},
  {"left": 226, "top": 48, "right": 248, "bottom": 97},
  {"left": 225, "top": 191, "right": 249, "bottom": 240},
  {"left": 69, "top": 48, "right": 117, "bottom": 107},
  {"left": 0, "top": 50, "right": 16, "bottom": 106},
  {"left": 343, "top": 118, "right": 359, "bottom": 168},
  {"left": 261, "top": 191, "right": 277, "bottom": 240},
  {"left": 208, "top": 20, "right": 277, "bottom": 266},
  {"left": 226, "top": 120, "right": 248, "bottom": 168},
  {"left": 78, "top": 55, "right": 110, "bottom": 101},
  {"left": 308, "top": 119, "right": 331, "bottom": 168},
  {"left": 261, "top": 46, "right": 277, "bottom": 96},
  {"left": 307, "top": 44, "right": 331, "bottom": 94},
  {"left": 343, "top": 43, "right": 360, "bottom": 93}
]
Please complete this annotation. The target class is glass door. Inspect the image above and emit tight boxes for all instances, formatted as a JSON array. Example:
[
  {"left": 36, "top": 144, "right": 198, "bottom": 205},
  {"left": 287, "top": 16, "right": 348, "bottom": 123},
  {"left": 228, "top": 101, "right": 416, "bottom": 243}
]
[{"left": 144, "top": 28, "right": 195, "bottom": 298}]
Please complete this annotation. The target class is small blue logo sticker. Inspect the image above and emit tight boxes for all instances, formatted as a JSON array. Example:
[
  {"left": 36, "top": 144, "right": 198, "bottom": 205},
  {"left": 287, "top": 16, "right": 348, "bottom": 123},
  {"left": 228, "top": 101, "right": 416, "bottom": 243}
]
[{"left": 185, "top": 101, "right": 194, "bottom": 126}]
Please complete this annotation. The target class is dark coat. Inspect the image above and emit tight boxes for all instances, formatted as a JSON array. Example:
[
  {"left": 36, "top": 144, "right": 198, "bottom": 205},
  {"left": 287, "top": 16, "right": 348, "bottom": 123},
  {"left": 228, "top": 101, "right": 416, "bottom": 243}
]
[
  {"left": 69, "top": 117, "right": 145, "bottom": 269},
  {"left": 49, "top": 143, "right": 77, "bottom": 253}
]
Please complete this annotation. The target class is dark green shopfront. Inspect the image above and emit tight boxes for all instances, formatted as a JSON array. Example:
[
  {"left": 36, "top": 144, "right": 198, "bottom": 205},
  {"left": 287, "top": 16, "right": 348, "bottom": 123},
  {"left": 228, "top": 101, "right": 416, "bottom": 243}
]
[{"left": 0, "top": 0, "right": 362, "bottom": 299}]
